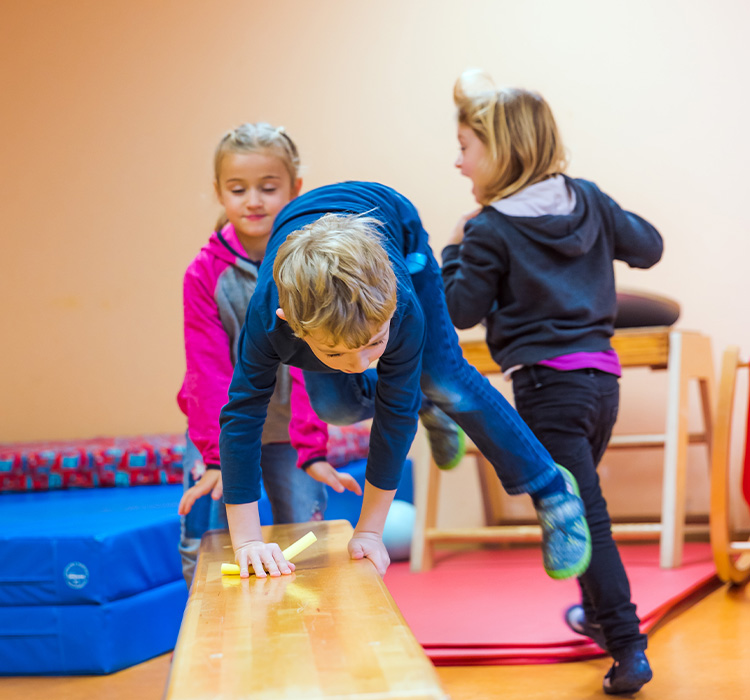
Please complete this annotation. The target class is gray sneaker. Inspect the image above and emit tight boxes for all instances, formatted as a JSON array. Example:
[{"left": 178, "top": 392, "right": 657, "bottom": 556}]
[
  {"left": 418, "top": 404, "right": 466, "bottom": 470},
  {"left": 534, "top": 465, "right": 592, "bottom": 580}
]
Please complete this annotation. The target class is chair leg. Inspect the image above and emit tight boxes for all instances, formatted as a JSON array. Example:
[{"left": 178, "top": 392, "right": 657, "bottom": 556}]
[
  {"left": 660, "top": 332, "right": 690, "bottom": 568},
  {"left": 476, "top": 453, "right": 504, "bottom": 526},
  {"left": 410, "top": 454, "right": 441, "bottom": 572}
]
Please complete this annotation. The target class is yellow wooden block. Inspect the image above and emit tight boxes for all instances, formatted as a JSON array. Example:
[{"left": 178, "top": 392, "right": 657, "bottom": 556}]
[{"left": 220, "top": 531, "right": 318, "bottom": 575}]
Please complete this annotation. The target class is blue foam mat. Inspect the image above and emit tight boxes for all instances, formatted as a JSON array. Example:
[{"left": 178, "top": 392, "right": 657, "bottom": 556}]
[
  {"left": 0, "top": 579, "right": 187, "bottom": 675},
  {"left": 0, "top": 486, "right": 184, "bottom": 606}
]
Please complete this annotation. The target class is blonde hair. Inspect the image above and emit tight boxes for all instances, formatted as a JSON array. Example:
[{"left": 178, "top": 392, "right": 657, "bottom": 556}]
[
  {"left": 274, "top": 213, "right": 398, "bottom": 348},
  {"left": 213, "top": 122, "right": 301, "bottom": 231},
  {"left": 454, "top": 69, "right": 568, "bottom": 205}
]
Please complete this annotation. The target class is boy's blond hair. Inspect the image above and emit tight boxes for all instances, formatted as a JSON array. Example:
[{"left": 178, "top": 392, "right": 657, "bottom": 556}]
[
  {"left": 454, "top": 69, "right": 568, "bottom": 205},
  {"left": 274, "top": 213, "right": 397, "bottom": 348}
]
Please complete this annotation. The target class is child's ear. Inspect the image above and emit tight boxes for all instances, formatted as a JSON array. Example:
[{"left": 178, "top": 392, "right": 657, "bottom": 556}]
[
  {"left": 275, "top": 308, "right": 287, "bottom": 322},
  {"left": 292, "top": 178, "right": 303, "bottom": 199}
]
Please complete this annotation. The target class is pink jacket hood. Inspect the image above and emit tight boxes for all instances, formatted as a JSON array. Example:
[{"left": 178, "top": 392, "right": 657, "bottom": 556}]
[{"left": 177, "top": 225, "right": 328, "bottom": 468}]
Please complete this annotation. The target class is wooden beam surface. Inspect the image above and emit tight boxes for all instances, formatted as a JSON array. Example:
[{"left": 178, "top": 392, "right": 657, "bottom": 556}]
[{"left": 165, "top": 520, "right": 448, "bottom": 700}]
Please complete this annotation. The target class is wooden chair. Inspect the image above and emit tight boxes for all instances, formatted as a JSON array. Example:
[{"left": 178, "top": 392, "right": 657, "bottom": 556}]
[
  {"left": 411, "top": 328, "right": 715, "bottom": 572},
  {"left": 710, "top": 346, "right": 750, "bottom": 584}
]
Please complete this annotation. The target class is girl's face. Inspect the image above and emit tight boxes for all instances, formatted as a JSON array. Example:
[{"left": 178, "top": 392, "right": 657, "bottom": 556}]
[
  {"left": 215, "top": 150, "right": 301, "bottom": 258},
  {"left": 455, "top": 124, "right": 488, "bottom": 202}
]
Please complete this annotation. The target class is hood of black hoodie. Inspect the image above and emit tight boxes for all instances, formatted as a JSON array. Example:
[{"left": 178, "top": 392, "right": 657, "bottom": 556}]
[{"left": 490, "top": 176, "right": 603, "bottom": 258}]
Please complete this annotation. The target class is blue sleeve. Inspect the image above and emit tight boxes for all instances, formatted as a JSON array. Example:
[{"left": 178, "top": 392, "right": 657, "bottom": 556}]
[
  {"left": 365, "top": 292, "right": 424, "bottom": 490},
  {"left": 219, "top": 306, "right": 280, "bottom": 505}
]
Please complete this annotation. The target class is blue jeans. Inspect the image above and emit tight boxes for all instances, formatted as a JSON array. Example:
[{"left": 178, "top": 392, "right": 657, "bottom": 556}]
[
  {"left": 303, "top": 248, "right": 558, "bottom": 495},
  {"left": 512, "top": 364, "right": 646, "bottom": 655},
  {"left": 178, "top": 433, "right": 327, "bottom": 588}
]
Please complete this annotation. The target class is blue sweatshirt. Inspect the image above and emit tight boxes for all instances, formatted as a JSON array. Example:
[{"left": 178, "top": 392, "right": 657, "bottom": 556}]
[
  {"left": 219, "top": 182, "right": 427, "bottom": 505},
  {"left": 441, "top": 176, "right": 663, "bottom": 371}
]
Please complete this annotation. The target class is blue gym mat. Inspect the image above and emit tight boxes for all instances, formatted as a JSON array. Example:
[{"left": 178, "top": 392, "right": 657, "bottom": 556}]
[
  {"left": 0, "top": 460, "right": 412, "bottom": 674},
  {"left": 0, "top": 579, "right": 187, "bottom": 674},
  {"left": 0, "top": 485, "right": 185, "bottom": 606}
]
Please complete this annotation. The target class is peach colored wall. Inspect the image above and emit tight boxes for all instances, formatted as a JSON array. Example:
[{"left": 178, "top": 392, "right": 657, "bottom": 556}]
[{"left": 2, "top": 1, "right": 748, "bottom": 524}]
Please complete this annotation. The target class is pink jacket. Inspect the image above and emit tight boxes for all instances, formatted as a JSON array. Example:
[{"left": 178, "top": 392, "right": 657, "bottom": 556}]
[{"left": 177, "top": 224, "right": 328, "bottom": 468}]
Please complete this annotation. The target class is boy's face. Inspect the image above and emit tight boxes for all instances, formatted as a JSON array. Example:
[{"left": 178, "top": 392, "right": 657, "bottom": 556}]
[
  {"left": 295, "top": 318, "right": 391, "bottom": 373},
  {"left": 455, "top": 124, "right": 488, "bottom": 203}
]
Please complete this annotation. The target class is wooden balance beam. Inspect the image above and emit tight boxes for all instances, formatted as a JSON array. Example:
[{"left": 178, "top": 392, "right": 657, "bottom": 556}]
[{"left": 165, "top": 519, "right": 448, "bottom": 700}]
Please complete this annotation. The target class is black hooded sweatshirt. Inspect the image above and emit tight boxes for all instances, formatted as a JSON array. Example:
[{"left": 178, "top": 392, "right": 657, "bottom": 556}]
[{"left": 441, "top": 176, "right": 663, "bottom": 371}]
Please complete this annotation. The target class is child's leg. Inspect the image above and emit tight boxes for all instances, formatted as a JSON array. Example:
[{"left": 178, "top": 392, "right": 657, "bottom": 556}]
[
  {"left": 303, "top": 369, "right": 464, "bottom": 468},
  {"left": 410, "top": 253, "right": 558, "bottom": 494},
  {"left": 410, "top": 249, "right": 590, "bottom": 578},
  {"left": 512, "top": 365, "right": 646, "bottom": 656},
  {"left": 260, "top": 442, "right": 327, "bottom": 523},
  {"left": 302, "top": 368, "right": 378, "bottom": 425},
  {"left": 178, "top": 432, "right": 226, "bottom": 589}
]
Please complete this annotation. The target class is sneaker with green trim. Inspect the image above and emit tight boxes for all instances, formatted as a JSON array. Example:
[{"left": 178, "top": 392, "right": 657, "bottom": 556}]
[
  {"left": 534, "top": 465, "right": 591, "bottom": 580},
  {"left": 418, "top": 404, "right": 466, "bottom": 470}
]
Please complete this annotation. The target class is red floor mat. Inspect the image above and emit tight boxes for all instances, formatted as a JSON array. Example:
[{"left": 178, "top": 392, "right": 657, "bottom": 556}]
[{"left": 383, "top": 542, "right": 717, "bottom": 665}]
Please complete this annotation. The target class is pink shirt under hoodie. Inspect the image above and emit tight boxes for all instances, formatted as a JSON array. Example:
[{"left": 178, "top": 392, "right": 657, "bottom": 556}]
[{"left": 177, "top": 224, "right": 328, "bottom": 468}]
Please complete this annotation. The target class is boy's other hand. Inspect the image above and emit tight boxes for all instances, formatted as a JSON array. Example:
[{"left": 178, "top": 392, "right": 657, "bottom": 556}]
[
  {"left": 349, "top": 531, "right": 390, "bottom": 576},
  {"left": 178, "top": 469, "right": 223, "bottom": 516},
  {"left": 306, "top": 461, "right": 363, "bottom": 496},
  {"left": 234, "top": 540, "right": 295, "bottom": 579}
]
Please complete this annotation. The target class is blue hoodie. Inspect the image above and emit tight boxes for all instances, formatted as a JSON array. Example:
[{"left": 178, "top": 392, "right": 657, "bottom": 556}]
[
  {"left": 441, "top": 176, "right": 663, "bottom": 370},
  {"left": 219, "top": 182, "right": 427, "bottom": 505}
]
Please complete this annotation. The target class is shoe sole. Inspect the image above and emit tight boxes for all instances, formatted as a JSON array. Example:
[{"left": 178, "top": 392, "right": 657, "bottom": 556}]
[{"left": 545, "top": 465, "right": 592, "bottom": 580}]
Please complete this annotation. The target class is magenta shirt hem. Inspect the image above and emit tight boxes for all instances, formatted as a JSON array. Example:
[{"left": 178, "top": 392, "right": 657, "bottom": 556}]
[{"left": 537, "top": 350, "right": 622, "bottom": 377}]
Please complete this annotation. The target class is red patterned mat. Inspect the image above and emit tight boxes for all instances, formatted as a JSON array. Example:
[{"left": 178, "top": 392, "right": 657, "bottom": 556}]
[{"left": 383, "top": 542, "right": 718, "bottom": 665}]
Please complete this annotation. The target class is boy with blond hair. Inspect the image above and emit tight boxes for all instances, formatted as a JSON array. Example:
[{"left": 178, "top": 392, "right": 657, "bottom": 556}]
[{"left": 220, "top": 181, "right": 591, "bottom": 580}]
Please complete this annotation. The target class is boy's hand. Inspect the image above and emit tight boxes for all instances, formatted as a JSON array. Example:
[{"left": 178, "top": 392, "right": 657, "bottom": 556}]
[
  {"left": 306, "top": 461, "right": 363, "bottom": 495},
  {"left": 178, "top": 469, "right": 223, "bottom": 516},
  {"left": 448, "top": 208, "right": 482, "bottom": 246},
  {"left": 349, "top": 531, "right": 390, "bottom": 576},
  {"left": 234, "top": 540, "right": 296, "bottom": 579}
]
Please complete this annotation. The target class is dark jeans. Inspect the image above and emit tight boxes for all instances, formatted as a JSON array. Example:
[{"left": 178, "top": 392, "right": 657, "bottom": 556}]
[
  {"left": 303, "top": 247, "right": 558, "bottom": 496},
  {"left": 512, "top": 364, "right": 646, "bottom": 656}
]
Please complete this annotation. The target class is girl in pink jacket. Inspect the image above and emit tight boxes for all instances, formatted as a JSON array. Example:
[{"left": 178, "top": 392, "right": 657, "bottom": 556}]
[{"left": 176, "top": 123, "right": 360, "bottom": 587}]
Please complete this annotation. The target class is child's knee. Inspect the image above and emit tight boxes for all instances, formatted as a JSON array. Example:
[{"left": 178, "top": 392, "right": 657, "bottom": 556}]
[
  {"left": 308, "top": 395, "right": 359, "bottom": 426},
  {"left": 420, "top": 374, "right": 466, "bottom": 410}
]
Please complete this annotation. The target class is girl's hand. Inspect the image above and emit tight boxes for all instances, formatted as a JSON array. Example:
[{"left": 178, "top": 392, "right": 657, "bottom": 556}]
[
  {"left": 348, "top": 531, "right": 390, "bottom": 576},
  {"left": 306, "top": 461, "right": 363, "bottom": 495},
  {"left": 178, "top": 468, "right": 223, "bottom": 516},
  {"left": 448, "top": 208, "right": 482, "bottom": 246},
  {"left": 234, "top": 540, "right": 296, "bottom": 579}
]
